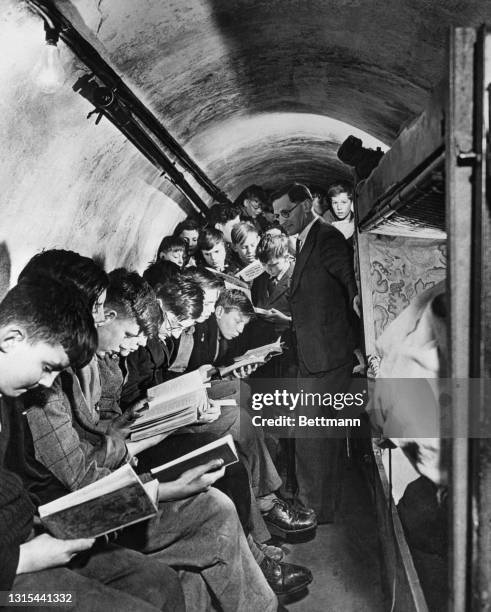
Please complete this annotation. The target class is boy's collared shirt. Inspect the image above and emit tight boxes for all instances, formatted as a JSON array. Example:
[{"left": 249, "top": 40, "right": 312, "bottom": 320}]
[
  {"left": 296, "top": 217, "right": 318, "bottom": 253},
  {"left": 24, "top": 369, "right": 128, "bottom": 493}
]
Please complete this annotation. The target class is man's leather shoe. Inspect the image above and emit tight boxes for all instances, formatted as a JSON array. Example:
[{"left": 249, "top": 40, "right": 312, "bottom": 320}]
[
  {"left": 260, "top": 556, "right": 313, "bottom": 596},
  {"left": 263, "top": 498, "right": 317, "bottom": 537}
]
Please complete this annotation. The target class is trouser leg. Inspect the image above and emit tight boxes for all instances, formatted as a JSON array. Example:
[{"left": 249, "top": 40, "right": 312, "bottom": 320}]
[
  {"left": 9, "top": 562, "right": 174, "bottom": 612},
  {"left": 294, "top": 361, "right": 352, "bottom": 523},
  {"left": 119, "top": 488, "right": 277, "bottom": 612}
]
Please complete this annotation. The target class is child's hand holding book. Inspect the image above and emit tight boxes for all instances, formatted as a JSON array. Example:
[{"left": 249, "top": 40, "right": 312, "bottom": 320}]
[
  {"left": 157, "top": 459, "right": 226, "bottom": 501},
  {"left": 17, "top": 533, "right": 95, "bottom": 574},
  {"left": 197, "top": 398, "right": 221, "bottom": 423}
]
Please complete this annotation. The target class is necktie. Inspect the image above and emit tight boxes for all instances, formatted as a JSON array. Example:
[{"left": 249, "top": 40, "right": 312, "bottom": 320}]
[
  {"left": 295, "top": 237, "right": 301, "bottom": 257},
  {"left": 267, "top": 276, "right": 278, "bottom": 296}
]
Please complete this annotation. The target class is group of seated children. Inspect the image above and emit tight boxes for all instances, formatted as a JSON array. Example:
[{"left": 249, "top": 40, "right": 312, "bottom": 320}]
[{"left": 0, "top": 180, "right": 355, "bottom": 611}]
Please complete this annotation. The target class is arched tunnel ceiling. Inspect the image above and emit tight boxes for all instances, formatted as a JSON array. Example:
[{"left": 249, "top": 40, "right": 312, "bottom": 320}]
[{"left": 50, "top": 0, "right": 491, "bottom": 196}]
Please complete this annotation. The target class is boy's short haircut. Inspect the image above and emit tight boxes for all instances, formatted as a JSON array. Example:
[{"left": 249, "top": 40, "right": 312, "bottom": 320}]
[
  {"left": 326, "top": 181, "right": 353, "bottom": 201},
  {"left": 154, "top": 277, "right": 204, "bottom": 321},
  {"left": 157, "top": 236, "right": 188, "bottom": 260},
  {"left": 173, "top": 218, "right": 202, "bottom": 237},
  {"left": 206, "top": 203, "right": 241, "bottom": 227},
  {"left": 288, "top": 183, "right": 313, "bottom": 204},
  {"left": 143, "top": 260, "right": 181, "bottom": 289},
  {"left": 19, "top": 249, "right": 108, "bottom": 310},
  {"left": 105, "top": 269, "right": 162, "bottom": 338},
  {"left": 256, "top": 234, "right": 290, "bottom": 264},
  {"left": 216, "top": 289, "right": 255, "bottom": 319},
  {"left": 231, "top": 222, "right": 259, "bottom": 247},
  {"left": 198, "top": 227, "right": 225, "bottom": 251},
  {"left": 181, "top": 267, "right": 225, "bottom": 291},
  {"left": 0, "top": 277, "right": 97, "bottom": 369}
]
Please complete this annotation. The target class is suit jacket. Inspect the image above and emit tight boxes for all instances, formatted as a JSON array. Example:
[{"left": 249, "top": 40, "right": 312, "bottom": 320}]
[
  {"left": 249, "top": 262, "right": 294, "bottom": 348},
  {"left": 290, "top": 218, "right": 357, "bottom": 373},
  {"left": 251, "top": 261, "right": 294, "bottom": 317},
  {"left": 187, "top": 314, "right": 243, "bottom": 372}
]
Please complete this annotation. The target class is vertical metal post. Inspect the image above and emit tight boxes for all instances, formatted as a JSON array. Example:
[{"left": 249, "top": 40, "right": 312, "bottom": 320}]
[
  {"left": 469, "top": 26, "right": 491, "bottom": 612},
  {"left": 445, "top": 27, "right": 476, "bottom": 612}
]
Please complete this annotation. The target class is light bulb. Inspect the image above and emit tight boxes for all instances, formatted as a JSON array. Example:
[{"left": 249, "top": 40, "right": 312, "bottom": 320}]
[{"left": 33, "top": 39, "right": 65, "bottom": 94}]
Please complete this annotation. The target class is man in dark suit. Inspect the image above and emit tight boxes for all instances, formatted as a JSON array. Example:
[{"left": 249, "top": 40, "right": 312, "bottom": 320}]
[{"left": 273, "top": 183, "right": 359, "bottom": 522}]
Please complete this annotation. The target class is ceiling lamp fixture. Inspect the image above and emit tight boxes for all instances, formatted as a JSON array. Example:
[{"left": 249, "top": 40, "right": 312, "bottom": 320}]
[{"left": 33, "top": 21, "right": 65, "bottom": 94}]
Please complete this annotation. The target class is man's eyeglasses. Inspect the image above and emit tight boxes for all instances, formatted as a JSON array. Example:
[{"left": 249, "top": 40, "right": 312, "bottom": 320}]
[{"left": 274, "top": 200, "right": 302, "bottom": 220}]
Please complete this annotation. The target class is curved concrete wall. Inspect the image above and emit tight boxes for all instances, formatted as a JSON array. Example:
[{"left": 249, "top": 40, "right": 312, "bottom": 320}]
[
  {"left": 3, "top": 0, "right": 491, "bottom": 296},
  {"left": 0, "top": 2, "right": 188, "bottom": 296}
]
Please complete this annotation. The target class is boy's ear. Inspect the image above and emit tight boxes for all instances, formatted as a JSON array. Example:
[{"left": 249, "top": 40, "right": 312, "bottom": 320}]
[
  {"left": 215, "top": 305, "right": 224, "bottom": 319},
  {"left": 0, "top": 325, "right": 26, "bottom": 354},
  {"left": 103, "top": 309, "right": 117, "bottom": 324}
]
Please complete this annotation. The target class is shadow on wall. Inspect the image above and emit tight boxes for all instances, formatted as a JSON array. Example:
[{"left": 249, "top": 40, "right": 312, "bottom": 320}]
[{"left": 0, "top": 243, "right": 12, "bottom": 301}]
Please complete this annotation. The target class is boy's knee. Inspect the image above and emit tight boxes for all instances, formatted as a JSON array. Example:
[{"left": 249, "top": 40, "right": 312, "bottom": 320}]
[{"left": 206, "top": 487, "right": 236, "bottom": 519}]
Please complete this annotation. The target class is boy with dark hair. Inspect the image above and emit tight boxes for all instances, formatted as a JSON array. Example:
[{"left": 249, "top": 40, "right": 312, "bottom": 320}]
[
  {"left": 22, "top": 270, "right": 277, "bottom": 612},
  {"left": 156, "top": 236, "right": 188, "bottom": 268},
  {"left": 0, "top": 278, "right": 184, "bottom": 611},
  {"left": 19, "top": 249, "right": 108, "bottom": 316},
  {"left": 143, "top": 259, "right": 181, "bottom": 288},
  {"left": 206, "top": 203, "right": 241, "bottom": 243},
  {"left": 197, "top": 227, "right": 236, "bottom": 273},
  {"left": 120, "top": 274, "right": 205, "bottom": 405}
]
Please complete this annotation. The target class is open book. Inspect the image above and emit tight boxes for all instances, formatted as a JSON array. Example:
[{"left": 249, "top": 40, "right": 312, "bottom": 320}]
[
  {"left": 235, "top": 260, "right": 264, "bottom": 283},
  {"left": 217, "top": 337, "right": 283, "bottom": 377},
  {"left": 150, "top": 434, "right": 238, "bottom": 482},
  {"left": 205, "top": 267, "right": 252, "bottom": 300},
  {"left": 39, "top": 464, "right": 158, "bottom": 539},
  {"left": 130, "top": 370, "right": 204, "bottom": 441}
]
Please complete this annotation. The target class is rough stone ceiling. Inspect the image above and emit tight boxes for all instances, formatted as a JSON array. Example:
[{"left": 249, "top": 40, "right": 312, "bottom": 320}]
[{"left": 54, "top": 0, "right": 491, "bottom": 196}]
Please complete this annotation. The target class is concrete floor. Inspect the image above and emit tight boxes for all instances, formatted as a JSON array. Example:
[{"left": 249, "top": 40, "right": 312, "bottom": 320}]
[{"left": 278, "top": 461, "right": 385, "bottom": 612}]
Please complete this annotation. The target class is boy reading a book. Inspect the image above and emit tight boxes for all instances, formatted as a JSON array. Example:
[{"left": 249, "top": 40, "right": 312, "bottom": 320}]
[
  {"left": 231, "top": 222, "right": 260, "bottom": 270},
  {"left": 20, "top": 263, "right": 278, "bottom": 612},
  {"left": 250, "top": 234, "right": 296, "bottom": 377},
  {"left": 197, "top": 227, "right": 238, "bottom": 274},
  {"left": 97, "top": 271, "right": 312, "bottom": 596},
  {"left": 187, "top": 290, "right": 317, "bottom": 538},
  {"left": 0, "top": 277, "right": 185, "bottom": 612}
]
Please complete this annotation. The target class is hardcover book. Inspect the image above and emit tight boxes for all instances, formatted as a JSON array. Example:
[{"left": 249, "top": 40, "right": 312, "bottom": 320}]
[
  {"left": 217, "top": 337, "right": 283, "bottom": 377},
  {"left": 39, "top": 464, "right": 159, "bottom": 539},
  {"left": 130, "top": 370, "right": 205, "bottom": 441},
  {"left": 150, "top": 434, "right": 238, "bottom": 482}
]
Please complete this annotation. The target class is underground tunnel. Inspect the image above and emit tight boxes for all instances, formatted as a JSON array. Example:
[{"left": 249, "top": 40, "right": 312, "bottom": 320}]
[{"left": 2, "top": 1, "right": 491, "bottom": 611}]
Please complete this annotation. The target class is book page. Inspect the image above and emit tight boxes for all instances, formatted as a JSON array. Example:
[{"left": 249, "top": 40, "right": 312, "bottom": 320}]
[
  {"left": 147, "top": 369, "right": 204, "bottom": 400},
  {"left": 234, "top": 337, "right": 283, "bottom": 361},
  {"left": 235, "top": 260, "right": 264, "bottom": 282}
]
